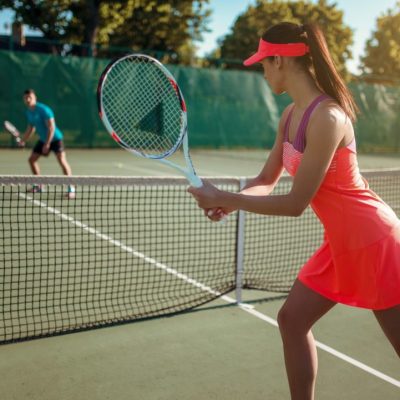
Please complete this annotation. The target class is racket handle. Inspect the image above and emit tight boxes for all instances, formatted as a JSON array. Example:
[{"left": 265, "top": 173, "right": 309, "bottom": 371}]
[
  {"left": 188, "top": 175, "right": 226, "bottom": 224},
  {"left": 188, "top": 174, "right": 203, "bottom": 188}
]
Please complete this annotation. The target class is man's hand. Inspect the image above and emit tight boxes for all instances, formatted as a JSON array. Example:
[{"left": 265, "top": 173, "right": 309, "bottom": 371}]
[{"left": 42, "top": 143, "right": 50, "bottom": 155}]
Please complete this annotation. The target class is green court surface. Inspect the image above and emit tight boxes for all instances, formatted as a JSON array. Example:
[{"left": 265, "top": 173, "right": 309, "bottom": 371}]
[
  {"left": 0, "top": 293, "right": 399, "bottom": 400},
  {"left": 0, "top": 148, "right": 399, "bottom": 400}
]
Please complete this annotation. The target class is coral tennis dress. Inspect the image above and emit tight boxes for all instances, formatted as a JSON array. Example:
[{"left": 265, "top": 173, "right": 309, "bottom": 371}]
[{"left": 282, "top": 94, "right": 400, "bottom": 310}]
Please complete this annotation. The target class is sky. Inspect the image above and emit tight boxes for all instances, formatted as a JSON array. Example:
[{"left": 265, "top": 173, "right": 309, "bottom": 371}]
[{"left": 0, "top": 0, "right": 398, "bottom": 74}]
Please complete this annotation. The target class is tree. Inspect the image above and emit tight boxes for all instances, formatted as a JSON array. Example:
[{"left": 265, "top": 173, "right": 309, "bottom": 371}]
[
  {"left": 217, "top": 0, "right": 353, "bottom": 78},
  {"left": 109, "top": 0, "right": 210, "bottom": 63},
  {"left": 0, "top": 0, "right": 211, "bottom": 61},
  {"left": 360, "top": 1, "right": 400, "bottom": 84}
]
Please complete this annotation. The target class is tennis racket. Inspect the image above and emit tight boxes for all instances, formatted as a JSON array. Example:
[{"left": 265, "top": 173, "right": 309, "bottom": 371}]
[
  {"left": 97, "top": 53, "right": 203, "bottom": 188},
  {"left": 4, "top": 120, "right": 21, "bottom": 143}
]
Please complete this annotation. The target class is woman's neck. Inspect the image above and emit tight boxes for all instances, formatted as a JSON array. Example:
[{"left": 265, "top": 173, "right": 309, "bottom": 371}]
[{"left": 285, "top": 70, "right": 322, "bottom": 109}]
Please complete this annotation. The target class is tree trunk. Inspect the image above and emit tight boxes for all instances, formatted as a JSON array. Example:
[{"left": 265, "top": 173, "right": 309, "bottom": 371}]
[{"left": 82, "top": 0, "right": 100, "bottom": 56}]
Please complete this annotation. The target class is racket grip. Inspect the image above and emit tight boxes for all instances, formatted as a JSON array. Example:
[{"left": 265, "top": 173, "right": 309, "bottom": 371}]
[
  {"left": 188, "top": 175, "right": 226, "bottom": 224},
  {"left": 189, "top": 174, "right": 203, "bottom": 188}
]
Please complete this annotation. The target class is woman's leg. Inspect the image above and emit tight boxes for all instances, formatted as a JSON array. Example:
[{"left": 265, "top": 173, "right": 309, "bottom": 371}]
[
  {"left": 277, "top": 279, "right": 336, "bottom": 400},
  {"left": 373, "top": 304, "right": 400, "bottom": 357}
]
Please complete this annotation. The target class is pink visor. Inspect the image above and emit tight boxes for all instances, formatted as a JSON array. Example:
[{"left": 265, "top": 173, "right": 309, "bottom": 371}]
[{"left": 243, "top": 39, "right": 309, "bottom": 66}]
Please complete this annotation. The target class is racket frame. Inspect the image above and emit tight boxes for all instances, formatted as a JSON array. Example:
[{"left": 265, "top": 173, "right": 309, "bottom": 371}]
[
  {"left": 4, "top": 120, "right": 21, "bottom": 143},
  {"left": 97, "top": 53, "right": 202, "bottom": 188}
]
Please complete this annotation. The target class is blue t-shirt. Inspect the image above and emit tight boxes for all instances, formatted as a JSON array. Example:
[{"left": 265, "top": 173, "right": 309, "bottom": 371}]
[{"left": 26, "top": 102, "right": 63, "bottom": 142}]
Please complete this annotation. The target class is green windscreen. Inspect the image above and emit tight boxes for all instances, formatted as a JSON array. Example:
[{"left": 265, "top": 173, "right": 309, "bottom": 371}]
[{"left": 0, "top": 50, "right": 399, "bottom": 151}]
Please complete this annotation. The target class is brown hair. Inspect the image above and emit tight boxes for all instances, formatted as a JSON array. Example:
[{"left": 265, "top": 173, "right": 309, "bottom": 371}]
[
  {"left": 262, "top": 22, "right": 358, "bottom": 121},
  {"left": 23, "top": 89, "right": 36, "bottom": 96}
]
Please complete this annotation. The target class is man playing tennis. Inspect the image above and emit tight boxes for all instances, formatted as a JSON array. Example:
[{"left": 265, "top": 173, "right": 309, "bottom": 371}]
[
  {"left": 20, "top": 89, "right": 75, "bottom": 198},
  {"left": 189, "top": 22, "right": 400, "bottom": 400}
]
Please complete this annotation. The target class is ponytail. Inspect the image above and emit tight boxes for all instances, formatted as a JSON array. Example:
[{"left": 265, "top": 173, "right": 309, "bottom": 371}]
[{"left": 303, "top": 23, "right": 358, "bottom": 121}]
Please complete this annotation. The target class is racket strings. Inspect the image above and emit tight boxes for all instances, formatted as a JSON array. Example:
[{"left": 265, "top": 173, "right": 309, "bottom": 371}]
[
  {"left": 105, "top": 65, "right": 173, "bottom": 151},
  {"left": 101, "top": 57, "right": 184, "bottom": 157}
]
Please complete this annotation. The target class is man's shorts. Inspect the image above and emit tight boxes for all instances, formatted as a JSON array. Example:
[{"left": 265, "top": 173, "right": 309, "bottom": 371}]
[{"left": 33, "top": 140, "right": 65, "bottom": 155}]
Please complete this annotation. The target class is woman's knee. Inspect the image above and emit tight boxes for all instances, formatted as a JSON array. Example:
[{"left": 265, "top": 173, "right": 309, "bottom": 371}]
[
  {"left": 277, "top": 305, "right": 300, "bottom": 336},
  {"left": 277, "top": 303, "right": 317, "bottom": 339},
  {"left": 277, "top": 280, "right": 335, "bottom": 338}
]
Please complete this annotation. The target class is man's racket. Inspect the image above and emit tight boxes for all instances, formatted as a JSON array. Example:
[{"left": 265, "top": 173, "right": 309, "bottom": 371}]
[
  {"left": 97, "top": 53, "right": 203, "bottom": 188},
  {"left": 4, "top": 120, "right": 21, "bottom": 143}
]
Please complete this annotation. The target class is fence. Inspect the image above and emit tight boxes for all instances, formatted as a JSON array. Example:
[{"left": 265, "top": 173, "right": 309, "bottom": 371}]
[{"left": 0, "top": 49, "right": 399, "bottom": 151}]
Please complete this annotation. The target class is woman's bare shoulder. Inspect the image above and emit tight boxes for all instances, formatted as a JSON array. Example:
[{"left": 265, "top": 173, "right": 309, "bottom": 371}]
[{"left": 312, "top": 99, "right": 351, "bottom": 129}]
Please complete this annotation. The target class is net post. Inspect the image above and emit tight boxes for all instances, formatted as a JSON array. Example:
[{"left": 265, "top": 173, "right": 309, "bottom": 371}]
[{"left": 235, "top": 177, "right": 247, "bottom": 304}]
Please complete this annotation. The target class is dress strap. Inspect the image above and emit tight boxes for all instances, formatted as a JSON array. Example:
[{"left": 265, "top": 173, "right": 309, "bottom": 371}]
[
  {"left": 283, "top": 105, "right": 295, "bottom": 143},
  {"left": 293, "top": 94, "right": 330, "bottom": 152}
]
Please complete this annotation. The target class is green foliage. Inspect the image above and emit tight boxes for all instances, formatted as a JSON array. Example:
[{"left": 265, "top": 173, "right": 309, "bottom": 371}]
[
  {"left": 218, "top": 0, "right": 353, "bottom": 77},
  {"left": 0, "top": 0, "right": 74, "bottom": 39},
  {"left": 360, "top": 1, "right": 400, "bottom": 83},
  {"left": 0, "top": 0, "right": 211, "bottom": 62},
  {"left": 108, "top": 0, "right": 211, "bottom": 63}
]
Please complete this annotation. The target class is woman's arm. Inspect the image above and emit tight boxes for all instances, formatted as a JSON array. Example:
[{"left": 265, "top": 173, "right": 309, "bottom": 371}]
[
  {"left": 203, "top": 104, "right": 292, "bottom": 221},
  {"left": 240, "top": 104, "right": 294, "bottom": 196},
  {"left": 190, "top": 104, "right": 346, "bottom": 217}
]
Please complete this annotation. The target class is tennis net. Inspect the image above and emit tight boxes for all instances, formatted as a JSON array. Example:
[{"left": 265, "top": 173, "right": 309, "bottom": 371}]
[{"left": 1, "top": 171, "right": 399, "bottom": 344}]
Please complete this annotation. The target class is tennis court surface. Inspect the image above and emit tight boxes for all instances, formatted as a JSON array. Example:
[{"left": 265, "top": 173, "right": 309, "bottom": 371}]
[{"left": 0, "top": 149, "right": 399, "bottom": 399}]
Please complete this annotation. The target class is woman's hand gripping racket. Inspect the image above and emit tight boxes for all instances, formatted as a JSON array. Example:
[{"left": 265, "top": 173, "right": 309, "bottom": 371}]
[
  {"left": 4, "top": 120, "right": 22, "bottom": 144},
  {"left": 97, "top": 54, "right": 225, "bottom": 222}
]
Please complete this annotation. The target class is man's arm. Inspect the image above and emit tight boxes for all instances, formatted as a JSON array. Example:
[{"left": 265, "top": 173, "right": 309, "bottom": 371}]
[
  {"left": 19, "top": 125, "right": 35, "bottom": 147},
  {"left": 42, "top": 118, "right": 55, "bottom": 154}
]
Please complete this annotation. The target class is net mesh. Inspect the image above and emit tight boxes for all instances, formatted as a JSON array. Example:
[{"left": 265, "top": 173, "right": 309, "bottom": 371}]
[
  {"left": 100, "top": 56, "right": 184, "bottom": 157},
  {"left": 0, "top": 177, "right": 237, "bottom": 343},
  {"left": 0, "top": 171, "right": 399, "bottom": 344}
]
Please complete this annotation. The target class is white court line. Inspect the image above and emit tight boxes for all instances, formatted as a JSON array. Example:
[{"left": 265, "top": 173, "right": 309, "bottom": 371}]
[{"left": 20, "top": 192, "right": 400, "bottom": 389}]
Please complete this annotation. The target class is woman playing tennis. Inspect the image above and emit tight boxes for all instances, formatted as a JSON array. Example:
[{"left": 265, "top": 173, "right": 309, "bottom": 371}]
[{"left": 188, "top": 22, "right": 400, "bottom": 399}]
